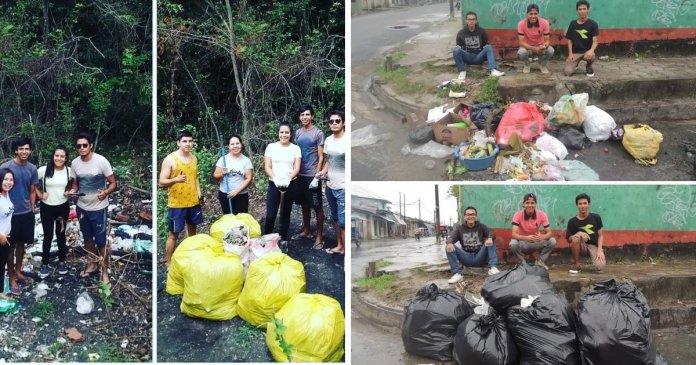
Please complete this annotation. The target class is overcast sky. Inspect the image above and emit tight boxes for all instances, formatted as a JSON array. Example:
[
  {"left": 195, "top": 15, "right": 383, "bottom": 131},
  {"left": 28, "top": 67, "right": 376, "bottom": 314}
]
[{"left": 351, "top": 182, "right": 460, "bottom": 225}]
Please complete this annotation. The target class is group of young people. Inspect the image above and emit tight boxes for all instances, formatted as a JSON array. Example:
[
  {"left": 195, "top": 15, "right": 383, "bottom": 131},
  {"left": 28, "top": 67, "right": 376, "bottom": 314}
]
[
  {"left": 0, "top": 133, "right": 117, "bottom": 300},
  {"left": 453, "top": 0, "right": 599, "bottom": 80},
  {"left": 445, "top": 192, "right": 606, "bottom": 284},
  {"left": 160, "top": 106, "right": 346, "bottom": 267}
]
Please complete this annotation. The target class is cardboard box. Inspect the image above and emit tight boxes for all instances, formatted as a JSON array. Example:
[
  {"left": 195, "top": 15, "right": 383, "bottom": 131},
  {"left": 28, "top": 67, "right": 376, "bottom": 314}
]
[{"left": 431, "top": 112, "right": 478, "bottom": 146}]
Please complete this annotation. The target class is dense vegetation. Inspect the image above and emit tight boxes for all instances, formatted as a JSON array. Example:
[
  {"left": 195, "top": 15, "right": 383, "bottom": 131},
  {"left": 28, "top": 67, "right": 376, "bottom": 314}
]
[
  {"left": 0, "top": 0, "right": 152, "bottom": 190},
  {"left": 157, "top": 0, "right": 345, "bottom": 233}
]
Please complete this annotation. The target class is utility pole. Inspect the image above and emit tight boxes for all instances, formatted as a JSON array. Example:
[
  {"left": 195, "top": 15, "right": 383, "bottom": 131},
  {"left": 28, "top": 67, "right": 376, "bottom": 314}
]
[
  {"left": 435, "top": 185, "right": 441, "bottom": 244},
  {"left": 418, "top": 199, "right": 421, "bottom": 221}
]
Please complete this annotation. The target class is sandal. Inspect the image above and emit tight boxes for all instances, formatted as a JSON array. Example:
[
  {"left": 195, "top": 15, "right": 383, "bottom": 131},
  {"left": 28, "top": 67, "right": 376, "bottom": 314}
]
[
  {"left": 80, "top": 266, "right": 99, "bottom": 278},
  {"left": 324, "top": 248, "right": 344, "bottom": 255},
  {"left": 312, "top": 242, "right": 325, "bottom": 250},
  {"left": 291, "top": 232, "right": 315, "bottom": 240},
  {"left": 10, "top": 285, "right": 21, "bottom": 296}
]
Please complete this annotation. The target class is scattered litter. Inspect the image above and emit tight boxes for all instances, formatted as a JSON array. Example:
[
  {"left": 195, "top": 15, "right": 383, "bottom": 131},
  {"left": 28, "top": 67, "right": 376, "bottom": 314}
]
[
  {"left": 425, "top": 160, "right": 436, "bottom": 169},
  {"left": 76, "top": 292, "right": 94, "bottom": 315},
  {"left": 402, "top": 141, "right": 455, "bottom": 159},
  {"left": 547, "top": 160, "right": 599, "bottom": 181},
  {"left": 88, "top": 353, "right": 100, "bottom": 361},
  {"left": 520, "top": 295, "right": 539, "bottom": 308},
  {"left": 448, "top": 90, "right": 466, "bottom": 98},
  {"left": 0, "top": 300, "right": 19, "bottom": 314},
  {"left": 65, "top": 327, "right": 84, "bottom": 342},
  {"left": 352, "top": 125, "right": 391, "bottom": 147},
  {"left": 32, "top": 317, "right": 42, "bottom": 322},
  {"left": 121, "top": 339, "right": 129, "bottom": 349}
]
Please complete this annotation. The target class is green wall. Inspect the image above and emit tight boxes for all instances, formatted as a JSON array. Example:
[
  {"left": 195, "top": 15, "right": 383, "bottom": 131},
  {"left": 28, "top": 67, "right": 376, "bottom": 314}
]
[
  {"left": 459, "top": 185, "right": 696, "bottom": 231},
  {"left": 462, "top": 0, "right": 696, "bottom": 29}
]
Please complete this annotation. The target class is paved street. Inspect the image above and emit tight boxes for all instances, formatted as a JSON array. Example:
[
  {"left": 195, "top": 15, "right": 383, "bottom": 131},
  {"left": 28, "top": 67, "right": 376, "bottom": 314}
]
[{"left": 351, "top": 236, "right": 445, "bottom": 280}]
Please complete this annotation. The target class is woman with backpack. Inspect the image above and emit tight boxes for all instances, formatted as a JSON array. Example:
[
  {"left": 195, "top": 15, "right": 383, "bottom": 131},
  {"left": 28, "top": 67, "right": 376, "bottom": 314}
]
[{"left": 36, "top": 145, "right": 76, "bottom": 278}]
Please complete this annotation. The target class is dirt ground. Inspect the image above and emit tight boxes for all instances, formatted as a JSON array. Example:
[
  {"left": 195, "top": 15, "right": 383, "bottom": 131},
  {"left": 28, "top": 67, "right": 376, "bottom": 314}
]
[
  {"left": 0, "top": 245, "right": 152, "bottom": 362},
  {"left": 156, "top": 191, "right": 345, "bottom": 362}
]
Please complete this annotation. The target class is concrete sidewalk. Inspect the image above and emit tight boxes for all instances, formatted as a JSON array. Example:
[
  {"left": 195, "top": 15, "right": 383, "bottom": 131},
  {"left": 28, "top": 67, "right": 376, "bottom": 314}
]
[{"left": 373, "top": 17, "right": 696, "bottom": 123}]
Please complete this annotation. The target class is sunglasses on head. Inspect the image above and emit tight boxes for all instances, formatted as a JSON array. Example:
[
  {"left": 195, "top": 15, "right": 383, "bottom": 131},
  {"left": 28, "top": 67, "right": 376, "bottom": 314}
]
[
  {"left": 328, "top": 119, "right": 343, "bottom": 125},
  {"left": 76, "top": 143, "right": 89, "bottom": 149}
]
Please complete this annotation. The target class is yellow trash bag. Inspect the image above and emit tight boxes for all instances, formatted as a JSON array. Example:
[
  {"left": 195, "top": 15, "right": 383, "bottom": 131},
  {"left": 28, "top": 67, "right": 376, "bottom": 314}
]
[
  {"left": 266, "top": 293, "right": 345, "bottom": 363},
  {"left": 166, "top": 234, "right": 222, "bottom": 295},
  {"left": 210, "top": 213, "right": 262, "bottom": 243},
  {"left": 237, "top": 252, "right": 305, "bottom": 327},
  {"left": 180, "top": 250, "right": 244, "bottom": 320},
  {"left": 622, "top": 124, "right": 663, "bottom": 165}
]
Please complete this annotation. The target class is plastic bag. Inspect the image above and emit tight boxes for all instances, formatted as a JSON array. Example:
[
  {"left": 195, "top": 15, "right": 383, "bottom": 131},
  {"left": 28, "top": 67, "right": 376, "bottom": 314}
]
[
  {"left": 577, "top": 279, "right": 656, "bottom": 365},
  {"left": 402, "top": 283, "right": 473, "bottom": 361},
  {"left": 543, "top": 164, "right": 565, "bottom": 181},
  {"left": 496, "top": 102, "right": 547, "bottom": 145},
  {"left": 583, "top": 105, "right": 616, "bottom": 142},
  {"left": 507, "top": 293, "right": 581, "bottom": 365},
  {"left": 0, "top": 299, "right": 18, "bottom": 314},
  {"left": 471, "top": 102, "right": 502, "bottom": 131},
  {"left": 266, "top": 293, "right": 345, "bottom": 362},
  {"left": 167, "top": 234, "right": 222, "bottom": 295},
  {"left": 352, "top": 124, "right": 391, "bottom": 147},
  {"left": 547, "top": 160, "right": 599, "bottom": 181},
  {"left": 76, "top": 292, "right": 94, "bottom": 314},
  {"left": 547, "top": 93, "right": 588, "bottom": 128},
  {"left": 481, "top": 264, "right": 555, "bottom": 312},
  {"left": 557, "top": 126, "right": 586, "bottom": 149},
  {"left": 535, "top": 132, "right": 568, "bottom": 160},
  {"left": 248, "top": 233, "right": 282, "bottom": 264},
  {"left": 237, "top": 252, "right": 306, "bottom": 327},
  {"left": 409, "top": 126, "right": 434, "bottom": 144},
  {"left": 210, "top": 213, "right": 261, "bottom": 243},
  {"left": 181, "top": 251, "right": 244, "bottom": 320},
  {"left": 453, "top": 313, "right": 518, "bottom": 365},
  {"left": 622, "top": 124, "right": 663, "bottom": 165},
  {"left": 402, "top": 141, "right": 455, "bottom": 159}
]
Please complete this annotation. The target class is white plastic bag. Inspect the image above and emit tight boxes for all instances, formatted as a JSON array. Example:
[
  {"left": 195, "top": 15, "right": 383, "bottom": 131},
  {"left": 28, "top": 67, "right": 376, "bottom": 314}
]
[
  {"left": 76, "top": 291, "right": 94, "bottom": 314},
  {"left": 535, "top": 132, "right": 568, "bottom": 160},
  {"left": 583, "top": 105, "right": 617, "bottom": 142},
  {"left": 402, "top": 141, "right": 454, "bottom": 159}
]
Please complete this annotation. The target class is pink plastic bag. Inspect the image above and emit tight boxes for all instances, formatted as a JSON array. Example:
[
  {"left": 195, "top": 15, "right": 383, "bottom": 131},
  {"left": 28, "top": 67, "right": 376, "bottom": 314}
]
[{"left": 496, "top": 102, "right": 547, "bottom": 145}]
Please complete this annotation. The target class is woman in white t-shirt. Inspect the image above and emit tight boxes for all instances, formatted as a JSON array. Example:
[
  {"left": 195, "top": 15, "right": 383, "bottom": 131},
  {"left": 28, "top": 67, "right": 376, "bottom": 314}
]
[
  {"left": 0, "top": 168, "right": 16, "bottom": 300},
  {"left": 264, "top": 122, "right": 301, "bottom": 243},
  {"left": 213, "top": 134, "right": 254, "bottom": 215},
  {"left": 318, "top": 111, "right": 346, "bottom": 255},
  {"left": 36, "top": 145, "right": 76, "bottom": 278}
]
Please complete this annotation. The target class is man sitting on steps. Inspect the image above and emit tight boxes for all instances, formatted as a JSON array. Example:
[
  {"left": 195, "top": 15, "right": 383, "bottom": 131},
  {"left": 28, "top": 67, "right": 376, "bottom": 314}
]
[
  {"left": 446, "top": 206, "right": 500, "bottom": 284},
  {"left": 452, "top": 11, "right": 505, "bottom": 82}
]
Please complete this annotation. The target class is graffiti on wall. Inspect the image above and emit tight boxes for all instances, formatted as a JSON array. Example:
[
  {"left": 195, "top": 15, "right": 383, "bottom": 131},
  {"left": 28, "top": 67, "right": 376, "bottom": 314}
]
[
  {"left": 652, "top": 0, "right": 694, "bottom": 26},
  {"left": 490, "top": 0, "right": 551, "bottom": 24},
  {"left": 490, "top": 185, "right": 561, "bottom": 227},
  {"left": 657, "top": 185, "right": 696, "bottom": 228}
]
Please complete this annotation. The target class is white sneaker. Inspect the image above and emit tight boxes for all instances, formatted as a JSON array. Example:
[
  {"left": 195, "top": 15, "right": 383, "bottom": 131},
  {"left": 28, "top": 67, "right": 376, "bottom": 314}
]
[
  {"left": 535, "top": 258, "right": 549, "bottom": 270},
  {"left": 458, "top": 71, "right": 466, "bottom": 81},
  {"left": 487, "top": 267, "right": 500, "bottom": 275},
  {"left": 540, "top": 65, "right": 549, "bottom": 74},
  {"left": 490, "top": 69, "right": 505, "bottom": 77},
  {"left": 522, "top": 64, "right": 531, "bottom": 74},
  {"left": 448, "top": 273, "right": 463, "bottom": 284}
]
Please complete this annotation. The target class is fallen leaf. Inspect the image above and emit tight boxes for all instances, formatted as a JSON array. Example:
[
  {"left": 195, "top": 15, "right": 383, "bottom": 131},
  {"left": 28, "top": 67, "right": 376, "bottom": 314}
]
[{"left": 65, "top": 327, "right": 84, "bottom": 342}]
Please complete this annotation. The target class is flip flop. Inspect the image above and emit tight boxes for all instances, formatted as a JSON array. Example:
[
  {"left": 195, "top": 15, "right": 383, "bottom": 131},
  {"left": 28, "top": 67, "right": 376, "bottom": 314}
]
[
  {"left": 291, "top": 233, "right": 315, "bottom": 240},
  {"left": 80, "top": 268, "right": 99, "bottom": 278},
  {"left": 324, "top": 248, "right": 344, "bottom": 255},
  {"left": 10, "top": 285, "right": 21, "bottom": 296},
  {"left": 312, "top": 242, "right": 325, "bottom": 250}
]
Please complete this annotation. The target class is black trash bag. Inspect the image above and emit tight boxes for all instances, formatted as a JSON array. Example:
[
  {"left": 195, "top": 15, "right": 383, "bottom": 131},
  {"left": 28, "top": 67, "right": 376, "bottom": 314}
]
[
  {"left": 452, "top": 313, "right": 518, "bottom": 365},
  {"left": 409, "top": 125, "right": 434, "bottom": 144},
  {"left": 557, "top": 126, "right": 586, "bottom": 149},
  {"left": 480, "top": 263, "right": 555, "bottom": 313},
  {"left": 507, "top": 293, "right": 581, "bottom": 365},
  {"left": 577, "top": 279, "right": 657, "bottom": 365},
  {"left": 402, "top": 283, "right": 473, "bottom": 361},
  {"left": 471, "top": 102, "right": 502, "bottom": 131},
  {"left": 656, "top": 352, "right": 670, "bottom": 365}
]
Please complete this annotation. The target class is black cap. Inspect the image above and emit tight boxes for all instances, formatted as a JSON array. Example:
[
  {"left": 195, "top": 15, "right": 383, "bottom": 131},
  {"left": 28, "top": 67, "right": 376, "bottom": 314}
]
[{"left": 523, "top": 193, "right": 537, "bottom": 202}]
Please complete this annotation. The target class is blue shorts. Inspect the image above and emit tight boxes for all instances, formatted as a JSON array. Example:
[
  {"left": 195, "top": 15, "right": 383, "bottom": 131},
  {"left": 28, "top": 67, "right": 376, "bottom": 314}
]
[
  {"left": 77, "top": 207, "right": 108, "bottom": 248},
  {"left": 168, "top": 205, "right": 203, "bottom": 233},
  {"left": 325, "top": 187, "right": 345, "bottom": 228}
]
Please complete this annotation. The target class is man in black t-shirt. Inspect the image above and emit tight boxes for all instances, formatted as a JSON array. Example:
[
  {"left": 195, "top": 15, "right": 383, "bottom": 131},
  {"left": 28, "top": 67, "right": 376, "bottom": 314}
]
[
  {"left": 446, "top": 206, "right": 500, "bottom": 283},
  {"left": 453, "top": 11, "right": 505, "bottom": 82},
  {"left": 566, "top": 193, "right": 606, "bottom": 274},
  {"left": 564, "top": 0, "right": 599, "bottom": 77}
]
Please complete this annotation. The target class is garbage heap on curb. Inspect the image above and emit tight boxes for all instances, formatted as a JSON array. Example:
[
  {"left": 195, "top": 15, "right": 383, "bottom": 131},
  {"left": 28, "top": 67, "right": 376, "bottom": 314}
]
[{"left": 401, "top": 264, "right": 669, "bottom": 364}]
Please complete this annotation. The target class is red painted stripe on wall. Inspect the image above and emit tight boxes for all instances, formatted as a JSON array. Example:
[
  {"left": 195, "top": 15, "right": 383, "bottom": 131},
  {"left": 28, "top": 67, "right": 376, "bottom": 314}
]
[
  {"left": 485, "top": 28, "right": 696, "bottom": 48},
  {"left": 491, "top": 229, "right": 696, "bottom": 250}
]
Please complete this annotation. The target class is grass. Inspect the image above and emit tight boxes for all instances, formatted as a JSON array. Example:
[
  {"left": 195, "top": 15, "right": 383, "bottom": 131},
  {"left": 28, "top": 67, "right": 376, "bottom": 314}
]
[
  {"left": 390, "top": 50, "right": 406, "bottom": 62},
  {"left": 376, "top": 260, "right": 392, "bottom": 268},
  {"left": 234, "top": 323, "right": 258, "bottom": 346},
  {"left": 356, "top": 273, "right": 397, "bottom": 293},
  {"left": 376, "top": 65, "right": 423, "bottom": 94},
  {"left": 436, "top": 81, "right": 467, "bottom": 98},
  {"left": 475, "top": 76, "right": 503, "bottom": 104},
  {"left": 49, "top": 341, "right": 64, "bottom": 356},
  {"left": 32, "top": 300, "right": 54, "bottom": 322},
  {"left": 81, "top": 343, "right": 137, "bottom": 363}
]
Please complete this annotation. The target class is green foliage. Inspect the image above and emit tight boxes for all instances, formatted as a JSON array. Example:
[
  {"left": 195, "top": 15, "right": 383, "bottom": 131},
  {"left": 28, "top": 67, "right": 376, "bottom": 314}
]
[
  {"left": 99, "top": 281, "right": 113, "bottom": 308},
  {"left": 476, "top": 77, "right": 503, "bottom": 104},
  {"left": 32, "top": 300, "right": 54, "bottom": 322},
  {"left": 80, "top": 343, "right": 137, "bottom": 363},
  {"left": 49, "top": 341, "right": 64, "bottom": 356},
  {"left": 356, "top": 273, "right": 397, "bottom": 293},
  {"left": 436, "top": 81, "right": 467, "bottom": 98},
  {"left": 377, "top": 65, "right": 422, "bottom": 94},
  {"left": 272, "top": 316, "right": 294, "bottom": 361},
  {"left": 376, "top": 260, "right": 392, "bottom": 268},
  {"left": 234, "top": 323, "right": 259, "bottom": 347}
]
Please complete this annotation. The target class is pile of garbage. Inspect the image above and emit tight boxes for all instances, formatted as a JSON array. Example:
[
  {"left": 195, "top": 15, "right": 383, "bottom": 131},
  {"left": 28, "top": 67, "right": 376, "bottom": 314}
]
[
  {"left": 402, "top": 94, "right": 664, "bottom": 180},
  {"left": 166, "top": 213, "right": 345, "bottom": 362},
  {"left": 401, "top": 265, "right": 670, "bottom": 364}
]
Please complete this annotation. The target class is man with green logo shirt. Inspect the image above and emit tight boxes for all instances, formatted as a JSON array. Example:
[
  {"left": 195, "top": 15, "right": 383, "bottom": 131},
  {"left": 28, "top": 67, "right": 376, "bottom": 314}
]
[
  {"left": 564, "top": 0, "right": 599, "bottom": 77},
  {"left": 566, "top": 193, "right": 606, "bottom": 274}
]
